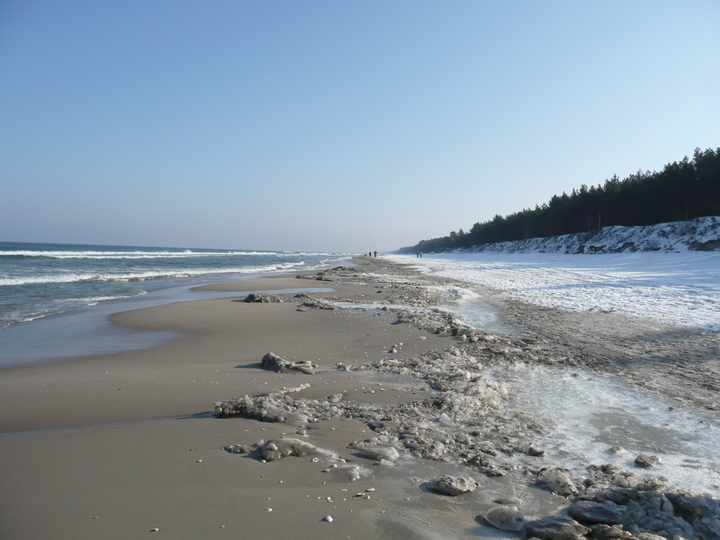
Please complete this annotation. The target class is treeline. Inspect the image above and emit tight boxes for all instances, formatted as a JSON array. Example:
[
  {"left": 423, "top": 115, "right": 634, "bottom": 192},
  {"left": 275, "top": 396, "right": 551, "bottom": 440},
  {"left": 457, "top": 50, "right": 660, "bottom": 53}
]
[{"left": 400, "top": 147, "right": 720, "bottom": 253}]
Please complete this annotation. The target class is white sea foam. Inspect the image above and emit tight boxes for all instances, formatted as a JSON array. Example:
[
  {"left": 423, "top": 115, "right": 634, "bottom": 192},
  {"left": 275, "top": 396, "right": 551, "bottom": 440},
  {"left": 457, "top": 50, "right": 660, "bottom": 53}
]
[
  {"left": 277, "top": 251, "right": 339, "bottom": 257},
  {"left": 0, "top": 250, "right": 278, "bottom": 259},
  {"left": 0, "top": 262, "right": 307, "bottom": 287}
]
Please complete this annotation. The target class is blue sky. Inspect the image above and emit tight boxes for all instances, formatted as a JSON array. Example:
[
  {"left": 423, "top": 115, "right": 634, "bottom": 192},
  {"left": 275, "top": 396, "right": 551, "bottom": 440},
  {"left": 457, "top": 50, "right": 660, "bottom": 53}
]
[{"left": 1, "top": 1, "right": 719, "bottom": 253}]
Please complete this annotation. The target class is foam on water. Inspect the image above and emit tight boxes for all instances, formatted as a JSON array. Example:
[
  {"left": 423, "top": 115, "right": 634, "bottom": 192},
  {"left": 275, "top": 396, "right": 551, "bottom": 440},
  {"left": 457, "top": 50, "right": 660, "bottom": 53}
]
[
  {"left": 0, "top": 242, "right": 347, "bottom": 330},
  {"left": 495, "top": 363, "right": 720, "bottom": 497},
  {"left": 1, "top": 249, "right": 285, "bottom": 258},
  {"left": 0, "top": 261, "right": 308, "bottom": 287}
]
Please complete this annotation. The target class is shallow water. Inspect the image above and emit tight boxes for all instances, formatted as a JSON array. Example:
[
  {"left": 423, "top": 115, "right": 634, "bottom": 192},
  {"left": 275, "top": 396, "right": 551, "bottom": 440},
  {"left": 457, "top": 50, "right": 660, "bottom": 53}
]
[{"left": 0, "top": 283, "right": 334, "bottom": 367}]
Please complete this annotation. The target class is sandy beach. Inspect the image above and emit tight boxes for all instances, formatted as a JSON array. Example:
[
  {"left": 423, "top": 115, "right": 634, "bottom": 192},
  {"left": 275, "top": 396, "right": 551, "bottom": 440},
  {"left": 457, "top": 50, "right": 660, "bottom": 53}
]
[
  {"left": 1, "top": 259, "right": 719, "bottom": 540},
  {"left": 0, "top": 271, "right": 475, "bottom": 540}
]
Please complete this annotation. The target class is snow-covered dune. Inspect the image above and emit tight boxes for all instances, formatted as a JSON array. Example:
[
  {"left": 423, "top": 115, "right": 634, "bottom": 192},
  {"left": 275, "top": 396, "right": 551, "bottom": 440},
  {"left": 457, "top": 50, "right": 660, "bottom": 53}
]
[
  {"left": 460, "top": 216, "right": 720, "bottom": 254},
  {"left": 393, "top": 217, "right": 720, "bottom": 331}
]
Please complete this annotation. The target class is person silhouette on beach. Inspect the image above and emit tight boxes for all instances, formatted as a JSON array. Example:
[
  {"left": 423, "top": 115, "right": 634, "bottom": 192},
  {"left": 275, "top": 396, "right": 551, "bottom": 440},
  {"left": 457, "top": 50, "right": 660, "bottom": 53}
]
[{"left": 374, "top": 251, "right": 377, "bottom": 257}]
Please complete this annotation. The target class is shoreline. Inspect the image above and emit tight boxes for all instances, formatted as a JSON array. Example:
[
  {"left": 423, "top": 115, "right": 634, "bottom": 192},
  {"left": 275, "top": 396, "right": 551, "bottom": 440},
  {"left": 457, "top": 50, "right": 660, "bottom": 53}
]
[
  {"left": 0, "top": 272, "right": 338, "bottom": 369},
  {"left": 1, "top": 259, "right": 719, "bottom": 539}
]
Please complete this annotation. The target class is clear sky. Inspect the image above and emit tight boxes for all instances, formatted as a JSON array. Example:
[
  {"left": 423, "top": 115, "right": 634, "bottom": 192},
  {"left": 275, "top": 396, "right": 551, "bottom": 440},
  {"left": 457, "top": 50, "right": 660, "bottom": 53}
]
[{"left": 1, "top": 1, "right": 719, "bottom": 253}]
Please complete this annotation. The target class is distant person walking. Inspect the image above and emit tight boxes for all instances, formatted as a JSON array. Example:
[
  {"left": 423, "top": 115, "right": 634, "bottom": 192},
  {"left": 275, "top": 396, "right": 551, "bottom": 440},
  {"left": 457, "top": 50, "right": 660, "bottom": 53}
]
[{"left": 374, "top": 251, "right": 377, "bottom": 257}]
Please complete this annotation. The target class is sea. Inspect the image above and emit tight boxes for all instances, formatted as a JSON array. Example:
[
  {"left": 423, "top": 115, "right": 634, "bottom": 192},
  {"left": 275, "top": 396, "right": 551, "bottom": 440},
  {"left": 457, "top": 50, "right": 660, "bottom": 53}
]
[{"left": 0, "top": 241, "right": 347, "bottom": 365}]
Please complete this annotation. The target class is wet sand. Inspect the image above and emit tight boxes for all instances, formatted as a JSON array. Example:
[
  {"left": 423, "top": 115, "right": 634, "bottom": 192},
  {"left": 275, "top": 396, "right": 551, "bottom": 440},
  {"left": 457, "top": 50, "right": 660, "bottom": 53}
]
[
  {"left": 2, "top": 263, "right": 719, "bottom": 540},
  {"left": 0, "top": 274, "right": 522, "bottom": 540}
]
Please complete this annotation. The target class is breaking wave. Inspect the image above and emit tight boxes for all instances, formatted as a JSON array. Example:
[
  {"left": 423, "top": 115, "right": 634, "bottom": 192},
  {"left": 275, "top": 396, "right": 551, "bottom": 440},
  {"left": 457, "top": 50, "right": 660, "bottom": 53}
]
[
  {"left": 0, "top": 261, "right": 307, "bottom": 287},
  {"left": 0, "top": 250, "right": 279, "bottom": 260}
]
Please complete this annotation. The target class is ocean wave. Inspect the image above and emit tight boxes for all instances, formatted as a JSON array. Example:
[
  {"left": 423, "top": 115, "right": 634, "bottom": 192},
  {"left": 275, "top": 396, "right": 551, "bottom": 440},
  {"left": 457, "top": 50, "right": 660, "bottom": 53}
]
[
  {"left": 0, "top": 250, "right": 279, "bottom": 259},
  {"left": 0, "top": 261, "right": 307, "bottom": 287},
  {"left": 277, "top": 251, "right": 344, "bottom": 257}
]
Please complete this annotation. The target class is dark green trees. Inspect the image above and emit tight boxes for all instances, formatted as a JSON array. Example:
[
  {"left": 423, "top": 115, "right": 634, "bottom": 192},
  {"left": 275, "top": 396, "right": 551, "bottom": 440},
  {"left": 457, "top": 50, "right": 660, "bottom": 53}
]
[{"left": 399, "top": 148, "right": 720, "bottom": 253}]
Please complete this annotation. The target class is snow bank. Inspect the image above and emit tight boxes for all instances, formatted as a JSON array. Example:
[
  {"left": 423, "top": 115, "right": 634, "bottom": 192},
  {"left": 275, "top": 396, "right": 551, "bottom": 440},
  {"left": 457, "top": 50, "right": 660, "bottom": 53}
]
[
  {"left": 387, "top": 250, "right": 720, "bottom": 331},
  {"left": 460, "top": 216, "right": 720, "bottom": 255}
]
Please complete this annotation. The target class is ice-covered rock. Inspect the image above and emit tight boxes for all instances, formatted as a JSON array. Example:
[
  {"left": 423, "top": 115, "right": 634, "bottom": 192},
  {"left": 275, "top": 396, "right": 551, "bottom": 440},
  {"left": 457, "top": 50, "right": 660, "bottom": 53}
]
[
  {"left": 524, "top": 516, "right": 590, "bottom": 540},
  {"left": 243, "top": 292, "right": 283, "bottom": 303},
  {"left": 354, "top": 444, "right": 400, "bottom": 463},
  {"left": 518, "top": 441, "right": 545, "bottom": 456},
  {"left": 539, "top": 469, "right": 578, "bottom": 496},
  {"left": 428, "top": 475, "right": 479, "bottom": 496},
  {"left": 567, "top": 500, "right": 626, "bottom": 525},
  {"left": 223, "top": 444, "right": 254, "bottom": 454},
  {"left": 260, "top": 438, "right": 338, "bottom": 462},
  {"left": 483, "top": 505, "right": 524, "bottom": 531},
  {"left": 293, "top": 293, "right": 335, "bottom": 310},
  {"left": 634, "top": 454, "right": 659, "bottom": 468},
  {"left": 261, "top": 352, "right": 315, "bottom": 374},
  {"left": 637, "top": 534, "right": 667, "bottom": 540},
  {"left": 587, "top": 524, "right": 632, "bottom": 539},
  {"left": 329, "top": 464, "right": 372, "bottom": 483}
]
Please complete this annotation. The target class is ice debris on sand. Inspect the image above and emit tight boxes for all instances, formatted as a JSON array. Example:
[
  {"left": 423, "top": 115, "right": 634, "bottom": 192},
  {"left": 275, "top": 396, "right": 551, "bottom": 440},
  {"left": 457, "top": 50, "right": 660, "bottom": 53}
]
[
  {"left": 260, "top": 352, "right": 315, "bottom": 375},
  {"left": 428, "top": 475, "right": 479, "bottom": 496},
  {"left": 524, "top": 516, "right": 590, "bottom": 539},
  {"left": 260, "top": 438, "right": 337, "bottom": 462},
  {"left": 352, "top": 444, "right": 400, "bottom": 464},
  {"left": 214, "top": 256, "right": 720, "bottom": 540},
  {"left": 329, "top": 464, "right": 373, "bottom": 483},
  {"left": 483, "top": 505, "right": 525, "bottom": 531},
  {"left": 224, "top": 437, "right": 337, "bottom": 461},
  {"left": 293, "top": 293, "right": 336, "bottom": 310},
  {"left": 243, "top": 292, "right": 283, "bottom": 303}
]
